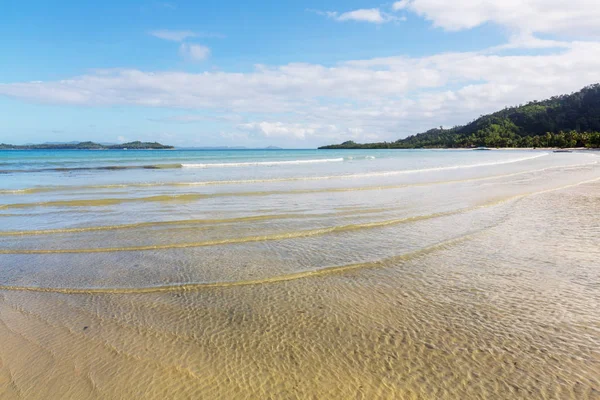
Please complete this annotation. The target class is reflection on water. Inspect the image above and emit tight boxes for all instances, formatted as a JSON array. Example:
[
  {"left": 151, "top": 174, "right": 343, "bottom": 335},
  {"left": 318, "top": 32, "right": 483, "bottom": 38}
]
[{"left": 0, "top": 149, "right": 599, "bottom": 399}]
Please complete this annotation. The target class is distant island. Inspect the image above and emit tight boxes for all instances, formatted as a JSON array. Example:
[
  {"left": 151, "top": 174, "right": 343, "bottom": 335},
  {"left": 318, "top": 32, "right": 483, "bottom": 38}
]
[
  {"left": 0, "top": 141, "right": 174, "bottom": 150},
  {"left": 320, "top": 84, "right": 600, "bottom": 149}
]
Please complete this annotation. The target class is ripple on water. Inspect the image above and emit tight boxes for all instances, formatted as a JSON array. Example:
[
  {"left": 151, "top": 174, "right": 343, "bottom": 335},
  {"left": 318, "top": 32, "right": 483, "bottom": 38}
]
[{"left": 0, "top": 152, "right": 599, "bottom": 399}]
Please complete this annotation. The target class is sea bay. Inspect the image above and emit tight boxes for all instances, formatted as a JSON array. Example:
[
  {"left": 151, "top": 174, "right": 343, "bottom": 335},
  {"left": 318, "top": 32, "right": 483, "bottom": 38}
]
[{"left": 0, "top": 149, "right": 599, "bottom": 399}]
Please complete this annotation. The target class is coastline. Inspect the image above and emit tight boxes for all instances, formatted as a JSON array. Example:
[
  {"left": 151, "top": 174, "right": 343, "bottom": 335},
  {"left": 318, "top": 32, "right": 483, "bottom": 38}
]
[{"left": 319, "top": 147, "right": 600, "bottom": 151}]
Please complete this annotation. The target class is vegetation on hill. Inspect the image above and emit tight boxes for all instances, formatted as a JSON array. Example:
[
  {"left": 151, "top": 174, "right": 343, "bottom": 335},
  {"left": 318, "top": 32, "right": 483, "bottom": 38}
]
[
  {"left": 0, "top": 141, "right": 174, "bottom": 150},
  {"left": 107, "top": 141, "right": 174, "bottom": 150},
  {"left": 320, "top": 84, "right": 600, "bottom": 149}
]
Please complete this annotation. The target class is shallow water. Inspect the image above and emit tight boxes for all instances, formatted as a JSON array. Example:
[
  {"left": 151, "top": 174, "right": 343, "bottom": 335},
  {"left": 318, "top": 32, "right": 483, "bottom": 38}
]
[{"left": 0, "top": 149, "right": 599, "bottom": 399}]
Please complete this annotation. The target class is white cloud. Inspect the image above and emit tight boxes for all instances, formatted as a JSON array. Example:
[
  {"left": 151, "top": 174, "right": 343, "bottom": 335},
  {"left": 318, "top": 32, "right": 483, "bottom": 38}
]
[
  {"left": 1, "top": 41, "right": 600, "bottom": 144},
  {"left": 395, "top": 0, "right": 600, "bottom": 37},
  {"left": 150, "top": 114, "right": 243, "bottom": 123},
  {"left": 238, "top": 122, "right": 318, "bottom": 139},
  {"left": 488, "top": 33, "right": 571, "bottom": 52},
  {"left": 316, "top": 8, "right": 398, "bottom": 24},
  {"left": 392, "top": 1, "right": 410, "bottom": 11},
  {"left": 150, "top": 30, "right": 197, "bottom": 41},
  {"left": 179, "top": 43, "right": 210, "bottom": 61},
  {"left": 237, "top": 122, "right": 372, "bottom": 142},
  {"left": 336, "top": 9, "right": 387, "bottom": 23},
  {"left": 149, "top": 30, "right": 224, "bottom": 41}
]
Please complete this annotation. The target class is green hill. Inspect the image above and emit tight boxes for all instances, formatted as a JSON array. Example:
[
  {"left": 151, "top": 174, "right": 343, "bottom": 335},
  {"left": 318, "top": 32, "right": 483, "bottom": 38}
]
[
  {"left": 0, "top": 141, "right": 174, "bottom": 150},
  {"left": 320, "top": 84, "right": 600, "bottom": 149}
]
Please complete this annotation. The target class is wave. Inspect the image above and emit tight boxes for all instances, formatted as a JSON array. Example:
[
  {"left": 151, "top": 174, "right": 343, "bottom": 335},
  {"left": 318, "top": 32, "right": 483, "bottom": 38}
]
[
  {"left": 0, "top": 199, "right": 513, "bottom": 254},
  {"left": 0, "top": 185, "right": 443, "bottom": 209},
  {"left": 0, "top": 213, "right": 302, "bottom": 236},
  {"left": 0, "top": 194, "right": 209, "bottom": 210},
  {"left": 3, "top": 175, "right": 599, "bottom": 255},
  {"left": 0, "top": 158, "right": 345, "bottom": 173},
  {"left": 344, "top": 156, "right": 375, "bottom": 161},
  {"left": 0, "top": 207, "right": 396, "bottom": 236},
  {"left": 355, "top": 153, "right": 550, "bottom": 176},
  {"left": 0, "top": 164, "right": 183, "bottom": 174},
  {"left": 0, "top": 229, "right": 485, "bottom": 294},
  {"left": 182, "top": 158, "right": 344, "bottom": 168},
  {"left": 5, "top": 153, "right": 587, "bottom": 196},
  {"left": 2, "top": 161, "right": 597, "bottom": 210},
  {"left": 183, "top": 153, "right": 546, "bottom": 172}
]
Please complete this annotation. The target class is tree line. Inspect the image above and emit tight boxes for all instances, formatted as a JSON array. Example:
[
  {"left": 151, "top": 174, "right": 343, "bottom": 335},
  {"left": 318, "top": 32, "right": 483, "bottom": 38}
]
[{"left": 320, "top": 84, "right": 600, "bottom": 149}]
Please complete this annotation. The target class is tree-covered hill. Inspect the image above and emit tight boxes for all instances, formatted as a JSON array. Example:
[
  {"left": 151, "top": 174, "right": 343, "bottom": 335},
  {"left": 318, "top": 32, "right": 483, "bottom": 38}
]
[
  {"left": 0, "top": 141, "right": 174, "bottom": 150},
  {"left": 320, "top": 84, "right": 600, "bottom": 149}
]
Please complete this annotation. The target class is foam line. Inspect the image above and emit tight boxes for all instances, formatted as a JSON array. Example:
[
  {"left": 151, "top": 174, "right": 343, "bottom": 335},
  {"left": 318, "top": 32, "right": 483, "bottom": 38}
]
[
  {"left": 2, "top": 175, "right": 599, "bottom": 255},
  {"left": 181, "top": 158, "right": 344, "bottom": 168},
  {"left": 0, "top": 228, "right": 488, "bottom": 294},
  {"left": 2, "top": 160, "right": 597, "bottom": 210},
  {"left": 7, "top": 153, "right": 594, "bottom": 196}
]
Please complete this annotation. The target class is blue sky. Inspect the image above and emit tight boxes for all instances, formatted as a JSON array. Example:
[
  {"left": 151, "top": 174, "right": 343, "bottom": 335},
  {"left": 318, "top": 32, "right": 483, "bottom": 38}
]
[{"left": 1, "top": 0, "right": 599, "bottom": 147}]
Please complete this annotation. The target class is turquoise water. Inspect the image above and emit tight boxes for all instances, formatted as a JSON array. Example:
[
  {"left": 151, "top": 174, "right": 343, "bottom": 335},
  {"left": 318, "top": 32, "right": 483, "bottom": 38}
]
[
  {"left": 0, "top": 148, "right": 550, "bottom": 190},
  {"left": 1, "top": 148, "right": 597, "bottom": 287}
]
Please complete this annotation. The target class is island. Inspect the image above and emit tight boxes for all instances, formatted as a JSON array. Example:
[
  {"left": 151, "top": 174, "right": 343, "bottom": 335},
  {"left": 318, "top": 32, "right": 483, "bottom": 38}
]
[
  {"left": 0, "top": 141, "right": 174, "bottom": 150},
  {"left": 320, "top": 84, "right": 600, "bottom": 149}
]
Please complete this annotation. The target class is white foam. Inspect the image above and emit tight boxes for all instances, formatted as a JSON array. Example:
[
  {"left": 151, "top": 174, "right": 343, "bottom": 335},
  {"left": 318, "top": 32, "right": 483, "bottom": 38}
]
[
  {"left": 344, "top": 156, "right": 375, "bottom": 161},
  {"left": 179, "top": 153, "right": 554, "bottom": 184},
  {"left": 182, "top": 158, "right": 344, "bottom": 168},
  {"left": 344, "top": 153, "right": 550, "bottom": 178},
  {"left": 5, "top": 153, "right": 593, "bottom": 195}
]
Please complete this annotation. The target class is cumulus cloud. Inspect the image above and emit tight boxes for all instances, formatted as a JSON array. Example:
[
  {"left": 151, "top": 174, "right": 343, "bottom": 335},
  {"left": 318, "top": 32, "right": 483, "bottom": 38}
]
[
  {"left": 488, "top": 33, "right": 571, "bottom": 52},
  {"left": 394, "top": 0, "right": 600, "bottom": 37},
  {"left": 1, "top": 41, "right": 600, "bottom": 143},
  {"left": 179, "top": 43, "right": 210, "bottom": 61},
  {"left": 150, "top": 114, "right": 243, "bottom": 123},
  {"left": 149, "top": 30, "right": 224, "bottom": 41},
  {"left": 315, "top": 8, "right": 398, "bottom": 24},
  {"left": 392, "top": 1, "right": 411, "bottom": 11},
  {"left": 150, "top": 30, "right": 197, "bottom": 41},
  {"left": 237, "top": 122, "right": 373, "bottom": 143},
  {"left": 238, "top": 122, "right": 319, "bottom": 139}
]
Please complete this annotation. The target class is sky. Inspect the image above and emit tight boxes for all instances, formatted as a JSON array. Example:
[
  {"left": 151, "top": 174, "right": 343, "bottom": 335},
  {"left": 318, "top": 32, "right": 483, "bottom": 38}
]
[{"left": 1, "top": 0, "right": 600, "bottom": 148}]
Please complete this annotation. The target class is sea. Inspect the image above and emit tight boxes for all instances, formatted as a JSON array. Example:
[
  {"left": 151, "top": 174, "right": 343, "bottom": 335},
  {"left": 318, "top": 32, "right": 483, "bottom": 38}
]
[{"left": 0, "top": 148, "right": 599, "bottom": 399}]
